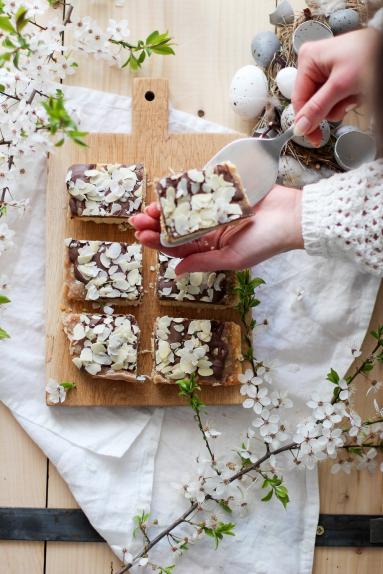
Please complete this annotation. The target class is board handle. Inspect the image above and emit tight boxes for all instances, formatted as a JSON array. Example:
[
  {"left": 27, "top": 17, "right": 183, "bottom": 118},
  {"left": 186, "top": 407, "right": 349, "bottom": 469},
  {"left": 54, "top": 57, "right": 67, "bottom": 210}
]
[{"left": 132, "top": 78, "right": 169, "bottom": 137}]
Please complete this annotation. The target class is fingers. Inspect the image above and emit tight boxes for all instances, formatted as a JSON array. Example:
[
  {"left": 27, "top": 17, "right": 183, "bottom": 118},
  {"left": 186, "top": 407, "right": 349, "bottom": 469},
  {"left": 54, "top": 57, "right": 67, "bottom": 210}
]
[
  {"left": 292, "top": 43, "right": 323, "bottom": 116},
  {"left": 135, "top": 228, "right": 220, "bottom": 260},
  {"left": 294, "top": 72, "right": 351, "bottom": 136},
  {"left": 325, "top": 95, "right": 360, "bottom": 121},
  {"left": 145, "top": 202, "right": 161, "bottom": 218},
  {"left": 175, "top": 246, "right": 236, "bottom": 274},
  {"left": 129, "top": 202, "right": 161, "bottom": 231},
  {"left": 129, "top": 213, "right": 161, "bottom": 232}
]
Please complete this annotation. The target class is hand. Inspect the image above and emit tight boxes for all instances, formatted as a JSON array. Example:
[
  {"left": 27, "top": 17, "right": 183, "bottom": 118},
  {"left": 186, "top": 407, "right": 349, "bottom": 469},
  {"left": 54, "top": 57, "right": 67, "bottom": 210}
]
[
  {"left": 129, "top": 185, "right": 303, "bottom": 274},
  {"left": 292, "top": 28, "right": 380, "bottom": 145}
]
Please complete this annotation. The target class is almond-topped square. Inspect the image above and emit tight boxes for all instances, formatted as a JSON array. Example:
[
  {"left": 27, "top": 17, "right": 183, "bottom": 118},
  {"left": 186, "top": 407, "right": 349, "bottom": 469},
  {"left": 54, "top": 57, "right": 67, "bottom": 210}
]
[
  {"left": 156, "top": 252, "right": 238, "bottom": 307},
  {"left": 156, "top": 162, "right": 251, "bottom": 245},
  {"left": 62, "top": 313, "right": 140, "bottom": 381},
  {"left": 66, "top": 163, "right": 145, "bottom": 223},
  {"left": 153, "top": 316, "right": 242, "bottom": 385},
  {"left": 65, "top": 239, "right": 143, "bottom": 305}
]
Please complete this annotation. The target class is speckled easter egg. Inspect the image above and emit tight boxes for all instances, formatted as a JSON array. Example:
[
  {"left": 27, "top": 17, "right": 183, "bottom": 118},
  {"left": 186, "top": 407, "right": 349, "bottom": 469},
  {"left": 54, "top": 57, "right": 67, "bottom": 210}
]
[
  {"left": 229, "top": 65, "right": 269, "bottom": 118},
  {"left": 251, "top": 31, "right": 280, "bottom": 68},
  {"left": 293, "top": 20, "right": 333, "bottom": 54},
  {"left": 328, "top": 9, "right": 360, "bottom": 35},
  {"left": 276, "top": 67, "right": 298, "bottom": 99},
  {"left": 280, "top": 103, "right": 331, "bottom": 148}
]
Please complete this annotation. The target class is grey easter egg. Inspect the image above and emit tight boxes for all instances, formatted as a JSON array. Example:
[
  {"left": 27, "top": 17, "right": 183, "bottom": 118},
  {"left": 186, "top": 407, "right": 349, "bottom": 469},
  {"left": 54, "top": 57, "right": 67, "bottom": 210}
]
[
  {"left": 269, "top": 0, "right": 295, "bottom": 26},
  {"left": 280, "top": 103, "right": 331, "bottom": 148},
  {"left": 328, "top": 9, "right": 360, "bottom": 35},
  {"left": 251, "top": 31, "right": 280, "bottom": 68},
  {"left": 293, "top": 20, "right": 333, "bottom": 54}
]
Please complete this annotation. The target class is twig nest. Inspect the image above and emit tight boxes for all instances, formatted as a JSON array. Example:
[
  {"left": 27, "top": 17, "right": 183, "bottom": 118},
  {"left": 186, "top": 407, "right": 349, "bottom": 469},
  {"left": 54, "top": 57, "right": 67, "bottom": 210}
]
[
  {"left": 275, "top": 67, "right": 298, "bottom": 100},
  {"left": 269, "top": 0, "right": 295, "bottom": 26},
  {"left": 328, "top": 9, "right": 360, "bottom": 35},
  {"left": 281, "top": 103, "right": 330, "bottom": 148},
  {"left": 278, "top": 155, "right": 335, "bottom": 188},
  {"left": 334, "top": 131, "right": 376, "bottom": 170},
  {"left": 229, "top": 65, "right": 269, "bottom": 118},
  {"left": 293, "top": 20, "right": 333, "bottom": 54},
  {"left": 251, "top": 31, "right": 280, "bottom": 68}
]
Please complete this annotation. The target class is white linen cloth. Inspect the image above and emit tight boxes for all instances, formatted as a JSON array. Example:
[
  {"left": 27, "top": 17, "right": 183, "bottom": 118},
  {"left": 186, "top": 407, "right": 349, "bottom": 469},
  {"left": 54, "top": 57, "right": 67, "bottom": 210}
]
[{"left": 0, "top": 85, "right": 380, "bottom": 574}]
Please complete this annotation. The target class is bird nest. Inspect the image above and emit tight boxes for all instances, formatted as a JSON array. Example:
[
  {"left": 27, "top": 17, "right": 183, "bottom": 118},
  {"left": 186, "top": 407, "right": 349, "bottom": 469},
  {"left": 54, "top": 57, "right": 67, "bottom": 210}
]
[{"left": 253, "top": 0, "right": 368, "bottom": 173}]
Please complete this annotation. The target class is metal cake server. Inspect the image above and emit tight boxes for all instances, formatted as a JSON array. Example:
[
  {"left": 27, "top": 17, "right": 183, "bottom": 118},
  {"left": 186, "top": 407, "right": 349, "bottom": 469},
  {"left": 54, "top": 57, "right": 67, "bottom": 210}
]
[{"left": 160, "top": 125, "right": 295, "bottom": 248}]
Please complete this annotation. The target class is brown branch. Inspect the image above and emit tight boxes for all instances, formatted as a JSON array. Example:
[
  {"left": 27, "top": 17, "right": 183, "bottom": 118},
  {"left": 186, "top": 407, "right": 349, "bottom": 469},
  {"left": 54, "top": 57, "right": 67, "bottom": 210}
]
[{"left": 114, "top": 441, "right": 298, "bottom": 574}]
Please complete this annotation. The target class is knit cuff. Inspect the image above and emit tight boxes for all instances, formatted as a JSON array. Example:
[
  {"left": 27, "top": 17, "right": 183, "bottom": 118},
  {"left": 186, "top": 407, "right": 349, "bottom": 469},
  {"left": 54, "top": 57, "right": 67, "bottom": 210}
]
[{"left": 301, "top": 181, "right": 332, "bottom": 258}]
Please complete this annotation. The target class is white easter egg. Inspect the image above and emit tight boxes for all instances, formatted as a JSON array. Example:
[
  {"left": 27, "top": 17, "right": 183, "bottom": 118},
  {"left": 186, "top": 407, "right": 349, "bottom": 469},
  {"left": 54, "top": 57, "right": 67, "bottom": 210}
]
[
  {"left": 280, "top": 103, "right": 331, "bottom": 148},
  {"left": 276, "top": 67, "right": 298, "bottom": 99},
  {"left": 229, "top": 65, "right": 269, "bottom": 119}
]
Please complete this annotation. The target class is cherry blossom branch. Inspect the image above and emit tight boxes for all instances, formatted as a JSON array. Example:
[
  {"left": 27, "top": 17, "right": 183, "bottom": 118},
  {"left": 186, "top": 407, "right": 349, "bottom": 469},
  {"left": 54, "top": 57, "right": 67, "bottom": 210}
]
[{"left": 114, "top": 441, "right": 298, "bottom": 574}]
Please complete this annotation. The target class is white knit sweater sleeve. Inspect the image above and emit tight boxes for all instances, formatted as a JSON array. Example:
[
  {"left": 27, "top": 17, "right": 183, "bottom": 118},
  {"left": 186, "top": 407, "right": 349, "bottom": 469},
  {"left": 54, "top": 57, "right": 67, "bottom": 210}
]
[{"left": 302, "top": 159, "right": 383, "bottom": 276}]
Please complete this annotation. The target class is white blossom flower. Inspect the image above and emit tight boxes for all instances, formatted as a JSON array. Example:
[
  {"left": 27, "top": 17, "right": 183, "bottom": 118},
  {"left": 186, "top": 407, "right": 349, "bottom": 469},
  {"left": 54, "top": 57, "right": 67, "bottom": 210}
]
[
  {"left": 256, "top": 364, "right": 272, "bottom": 384},
  {"left": 337, "top": 379, "right": 350, "bottom": 401},
  {"left": 319, "top": 404, "right": 343, "bottom": 429},
  {"left": 293, "top": 420, "right": 321, "bottom": 455},
  {"left": 263, "top": 423, "right": 290, "bottom": 449},
  {"left": 331, "top": 459, "right": 354, "bottom": 474},
  {"left": 45, "top": 378, "right": 67, "bottom": 404},
  {"left": 270, "top": 390, "right": 293, "bottom": 410},
  {"left": 252, "top": 408, "right": 280, "bottom": 438},
  {"left": 138, "top": 556, "right": 148, "bottom": 567},
  {"left": 320, "top": 427, "right": 344, "bottom": 455},
  {"left": 306, "top": 393, "right": 330, "bottom": 420},
  {"left": 243, "top": 386, "right": 270, "bottom": 414},
  {"left": 203, "top": 426, "right": 221, "bottom": 439},
  {"left": 347, "top": 411, "right": 362, "bottom": 437},
  {"left": 356, "top": 448, "right": 377, "bottom": 472},
  {"left": 107, "top": 18, "right": 130, "bottom": 41},
  {"left": 0, "top": 222, "right": 15, "bottom": 256}
]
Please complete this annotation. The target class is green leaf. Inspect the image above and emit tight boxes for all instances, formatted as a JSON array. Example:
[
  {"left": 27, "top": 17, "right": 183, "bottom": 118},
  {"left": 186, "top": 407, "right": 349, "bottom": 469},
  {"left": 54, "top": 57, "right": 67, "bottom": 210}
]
[
  {"left": 0, "top": 15, "right": 16, "bottom": 33},
  {"left": 61, "top": 381, "right": 76, "bottom": 390},
  {"left": 326, "top": 368, "right": 340, "bottom": 385},
  {"left": 361, "top": 361, "right": 374, "bottom": 373},
  {"left": 261, "top": 489, "right": 273, "bottom": 502},
  {"left": 218, "top": 500, "right": 232, "bottom": 514},
  {"left": 151, "top": 45, "right": 175, "bottom": 55},
  {"left": 15, "top": 6, "right": 28, "bottom": 33},
  {"left": 0, "top": 294, "right": 10, "bottom": 304},
  {"left": 146, "top": 30, "right": 160, "bottom": 45},
  {"left": 0, "top": 327, "right": 10, "bottom": 339}
]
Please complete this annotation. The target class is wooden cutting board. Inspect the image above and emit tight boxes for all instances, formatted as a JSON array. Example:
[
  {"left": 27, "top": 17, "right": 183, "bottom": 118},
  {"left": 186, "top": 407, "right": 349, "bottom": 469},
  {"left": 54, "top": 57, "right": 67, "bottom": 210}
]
[{"left": 46, "top": 77, "right": 246, "bottom": 406}]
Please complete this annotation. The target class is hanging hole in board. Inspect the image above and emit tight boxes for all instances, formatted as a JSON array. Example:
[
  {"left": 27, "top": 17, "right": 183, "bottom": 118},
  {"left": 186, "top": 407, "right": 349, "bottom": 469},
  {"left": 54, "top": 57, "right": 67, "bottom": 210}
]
[{"left": 145, "top": 91, "right": 155, "bottom": 102}]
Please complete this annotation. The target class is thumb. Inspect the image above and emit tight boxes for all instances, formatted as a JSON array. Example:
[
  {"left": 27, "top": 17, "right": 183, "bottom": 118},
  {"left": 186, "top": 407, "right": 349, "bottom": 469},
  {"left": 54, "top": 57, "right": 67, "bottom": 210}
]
[{"left": 175, "top": 247, "right": 236, "bottom": 274}]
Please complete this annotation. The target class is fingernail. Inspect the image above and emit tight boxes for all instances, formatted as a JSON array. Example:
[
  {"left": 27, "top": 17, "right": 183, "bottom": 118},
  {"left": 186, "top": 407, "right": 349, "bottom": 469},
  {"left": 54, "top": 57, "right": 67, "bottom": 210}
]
[
  {"left": 294, "top": 116, "right": 311, "bottom": 136},
  {"left": 345, "top": 103, "right": 357, "bottom": 113},
  {"left": 128, "top": 216, "right": 136, "bottom": 225},
  {"left": 134, "top": 231, "right": 141, "bottom": 240}
]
